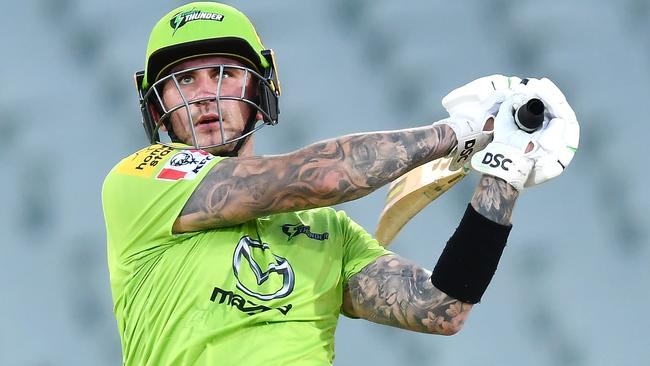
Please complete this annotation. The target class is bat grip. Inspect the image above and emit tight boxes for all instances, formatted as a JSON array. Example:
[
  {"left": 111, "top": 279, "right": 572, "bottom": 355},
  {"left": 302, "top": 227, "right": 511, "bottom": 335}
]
[{"left": 513, "top": 98, "right": 544, "bottom": 133}]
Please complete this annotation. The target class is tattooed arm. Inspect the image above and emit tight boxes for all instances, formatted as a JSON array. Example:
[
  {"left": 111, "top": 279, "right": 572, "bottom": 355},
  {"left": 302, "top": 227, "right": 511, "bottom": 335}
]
[
  {"left": 471, "top": 175, "right": 519, "bottom": 225},
  {"left": 343, "top": 255, "right": 472, "bottom": 335},
  {"left": 342, "top": 175, "right": 517, "bottom": 335},
  {"left": 173, "top": 124, "right": 456, "bottom": 232}
]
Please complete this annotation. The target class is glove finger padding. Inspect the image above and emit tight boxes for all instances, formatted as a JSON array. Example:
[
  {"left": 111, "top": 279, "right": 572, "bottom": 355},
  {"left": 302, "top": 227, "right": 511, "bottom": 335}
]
[
  {"left": 440, "top": 75, "right": 522, "bottom": 171},
  {"left": 471, "top": 77, "right": 580, "bottom": 190},
  {"left": 470, "top": 99, "right": 535, "bottom": 191},
  {"left": 520, "top": 78, "right": 578, "bottom": 122},
  {"left": 524, "top": 117, "right": 579, "bottom": 187},
  {"left": 442, "top": 75, "right": 522, "bottom": 112},
  {"left": 511, "top": 78, "right": 580, "bottom": 187}
]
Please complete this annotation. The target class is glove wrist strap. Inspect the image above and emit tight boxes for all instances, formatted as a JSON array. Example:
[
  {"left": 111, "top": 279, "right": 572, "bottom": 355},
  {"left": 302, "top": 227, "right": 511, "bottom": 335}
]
[
  {"left": 441, "top": 116, "right": 492, "bottom": 171},
  {"left": 470, "top": 142, "right": 533, "bottom": 190}
]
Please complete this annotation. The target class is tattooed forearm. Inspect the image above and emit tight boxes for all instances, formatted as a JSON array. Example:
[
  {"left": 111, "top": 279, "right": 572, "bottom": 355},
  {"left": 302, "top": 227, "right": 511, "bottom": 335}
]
[
  {"left": 471, "top": 175, "right": 519, "bottom": 225},
  {"left": 343, "top": 255, "right": 472, "bottom": 335},
  {"left": 342, "top": 125, "right": 455, "bottom": 187},
  {"left": 175, "top": 124, "right": 456, "bottom": 231}
]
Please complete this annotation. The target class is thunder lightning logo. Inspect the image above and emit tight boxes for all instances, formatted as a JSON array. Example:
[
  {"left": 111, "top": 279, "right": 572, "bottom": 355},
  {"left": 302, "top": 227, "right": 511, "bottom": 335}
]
[
  {"left": 281, "top": 224, "right": 329, "bottom": 241},
  {"left": 170, "top": 8, "right": 225, "bottom": 35}
]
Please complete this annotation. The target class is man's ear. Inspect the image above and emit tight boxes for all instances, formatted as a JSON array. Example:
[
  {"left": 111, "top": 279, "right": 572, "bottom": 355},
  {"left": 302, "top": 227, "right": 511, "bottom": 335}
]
[{"left": 149, "top": 105, "right": 167, "bottom": 131}]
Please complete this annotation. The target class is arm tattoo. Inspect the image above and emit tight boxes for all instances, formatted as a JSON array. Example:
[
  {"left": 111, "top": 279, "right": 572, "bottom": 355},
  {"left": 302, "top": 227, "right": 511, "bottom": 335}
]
[
  {"left": 342, "top": 176, "right": 517, "bottom": 333},
  {"left": 343, "top": 255, "right": 472, "bottom": 335},
  {"left": 470, "top": 175, "right": 519, "bottom": 225},
  {"left": 177, "top": 125, "right": 456, "bottom": 230}
]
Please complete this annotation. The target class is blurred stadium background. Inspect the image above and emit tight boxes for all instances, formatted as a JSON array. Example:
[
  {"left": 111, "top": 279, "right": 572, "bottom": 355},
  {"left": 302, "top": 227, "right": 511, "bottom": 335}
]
[{"left": 1, "top": 0, "right": 649, "bottom": 365}]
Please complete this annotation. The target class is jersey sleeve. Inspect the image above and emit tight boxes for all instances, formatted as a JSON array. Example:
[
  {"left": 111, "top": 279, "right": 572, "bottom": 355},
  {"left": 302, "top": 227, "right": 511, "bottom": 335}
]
[
  {"left": 102, "top": 145, "right": 224, "bottom": 262},
  {"left": 337, "top": 210, "right": 393, "bottom": 284}
]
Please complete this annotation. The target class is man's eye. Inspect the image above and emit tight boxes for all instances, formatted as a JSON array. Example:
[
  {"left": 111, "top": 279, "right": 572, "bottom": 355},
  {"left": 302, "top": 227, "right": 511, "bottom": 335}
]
[
  {"left": 178, "top": 75, "right": 194, "bottom": 85},
  {"left": 213, "top": 71, "right": 231, "bottom": 79}
]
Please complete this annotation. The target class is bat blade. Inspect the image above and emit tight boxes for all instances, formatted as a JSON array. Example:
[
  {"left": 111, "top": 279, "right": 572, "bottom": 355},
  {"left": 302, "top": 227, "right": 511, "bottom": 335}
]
[{"left": 375, "top": 157, "right": 469, "bottom": 246}]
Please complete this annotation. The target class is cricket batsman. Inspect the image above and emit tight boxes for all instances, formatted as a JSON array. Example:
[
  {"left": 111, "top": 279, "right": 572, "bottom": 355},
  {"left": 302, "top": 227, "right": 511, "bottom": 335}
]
[{"left": 102, "top": 2, "right": 579, "bottom": 365}]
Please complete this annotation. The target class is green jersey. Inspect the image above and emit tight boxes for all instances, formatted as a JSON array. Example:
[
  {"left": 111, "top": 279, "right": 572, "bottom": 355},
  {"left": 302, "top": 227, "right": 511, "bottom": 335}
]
[{"left": 102, "top": 144, "right": 391, "bottom": 366}]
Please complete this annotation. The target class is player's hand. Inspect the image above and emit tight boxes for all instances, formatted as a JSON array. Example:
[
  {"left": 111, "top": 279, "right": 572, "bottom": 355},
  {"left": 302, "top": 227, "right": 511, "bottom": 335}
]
[
  {"left": 438, "top": 74, "right": 522, "bottom": 171},
  {"left": 470, "top": 78, "right": 579, "bottom": 190},
  {"left": 515, "top": 78, "right": 580, "bottom": 188}
]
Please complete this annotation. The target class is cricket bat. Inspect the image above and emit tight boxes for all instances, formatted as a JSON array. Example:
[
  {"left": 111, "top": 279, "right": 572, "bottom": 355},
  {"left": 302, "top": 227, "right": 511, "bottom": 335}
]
[
  {"left": 375, "top": 157, "right": 469, "bottom": 246},
  {"left": 375, "top": 97, "right": 545, "bottom": 246}
]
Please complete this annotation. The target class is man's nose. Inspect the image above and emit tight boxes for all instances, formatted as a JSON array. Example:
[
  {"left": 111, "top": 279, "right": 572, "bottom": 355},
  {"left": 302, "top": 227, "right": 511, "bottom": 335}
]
[{"left": 193, "top": 75, "right": 219, "bottom": 100}]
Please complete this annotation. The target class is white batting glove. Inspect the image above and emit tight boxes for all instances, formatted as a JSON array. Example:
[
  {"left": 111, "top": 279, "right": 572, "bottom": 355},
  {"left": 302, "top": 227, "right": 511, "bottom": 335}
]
[
  {"left": 517, "top": 78, "right": 580, "bottom": 188},
  {"left": 470, "top": 78, "right": 580, "bottom": 190},
  {"left": 438, "top": 74, "right": 522, "bottom": 171}
]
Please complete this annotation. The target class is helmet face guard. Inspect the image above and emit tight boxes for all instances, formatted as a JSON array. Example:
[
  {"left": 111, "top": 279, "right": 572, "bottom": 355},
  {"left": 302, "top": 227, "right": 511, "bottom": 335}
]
[
  {"left": 135, "top": 54, "right": 279, "bottom": 151},
  {"left": 135, "top": 2, "right": 281, "bottom": 152}
]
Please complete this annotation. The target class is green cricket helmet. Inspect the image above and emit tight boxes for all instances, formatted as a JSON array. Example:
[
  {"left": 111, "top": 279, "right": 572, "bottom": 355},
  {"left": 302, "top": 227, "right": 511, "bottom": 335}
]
[{"left": 134, "top": 2, "right": 281, "bottom": 153}]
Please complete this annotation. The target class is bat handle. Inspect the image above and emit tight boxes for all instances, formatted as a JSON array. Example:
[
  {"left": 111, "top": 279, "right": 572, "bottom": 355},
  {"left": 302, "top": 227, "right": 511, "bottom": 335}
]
[{"left": 513, "top": 98, "right": 544, "bottom": 133}]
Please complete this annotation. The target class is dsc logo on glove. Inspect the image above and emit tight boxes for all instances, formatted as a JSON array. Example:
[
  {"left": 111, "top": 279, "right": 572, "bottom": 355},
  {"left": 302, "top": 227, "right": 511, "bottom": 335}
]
[
  {"left": 458, "top": 139, "right": 476, "bottom": 163},
  {"left": 481, "top": 153, "right": 512, "bottom": 171}
]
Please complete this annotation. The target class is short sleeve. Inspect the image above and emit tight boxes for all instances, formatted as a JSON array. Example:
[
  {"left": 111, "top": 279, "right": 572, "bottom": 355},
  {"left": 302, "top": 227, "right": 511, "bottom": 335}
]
[
  {"left": 102, "top": 145, "right": 224, "bottom": 261},
  {"left": 337, "top": 210, "right": 393, "bottom": 284}
]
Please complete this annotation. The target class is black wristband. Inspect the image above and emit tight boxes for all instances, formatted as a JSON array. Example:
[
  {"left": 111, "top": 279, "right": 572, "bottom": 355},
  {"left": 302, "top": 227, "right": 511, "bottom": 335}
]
[{"left": 430, "top": 204, "right": 512, "bottom": 304}]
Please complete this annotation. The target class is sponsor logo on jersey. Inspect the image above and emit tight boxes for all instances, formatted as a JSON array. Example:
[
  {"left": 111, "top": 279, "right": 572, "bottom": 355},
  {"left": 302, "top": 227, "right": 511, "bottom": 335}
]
[
  {"left": 232, "top": 236, "right": 295, "bottom": 301},
  {"left": 281, "top": 224, "right": 329, "bottom": 241},
  {"left": 170, "top": 8, "right": 225, "bottom": 35},
  {"left": 156, "top": 149, "right": 214, "bottom": 181},
  {"left": 116, "top": 145, "right": 174, "bottom": 177},
  {"left": 210, "top": 286, "right": 293, "bottom": 316}
]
